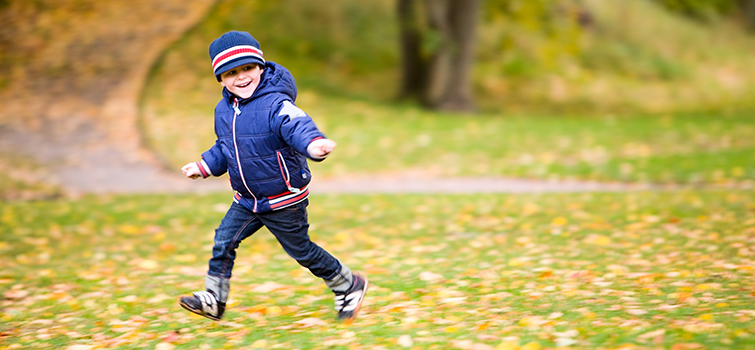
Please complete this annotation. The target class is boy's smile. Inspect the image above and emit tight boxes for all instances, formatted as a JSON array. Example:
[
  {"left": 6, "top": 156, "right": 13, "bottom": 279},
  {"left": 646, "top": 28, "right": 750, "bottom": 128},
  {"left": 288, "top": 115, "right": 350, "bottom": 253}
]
[{"left": 220, "top": 64, "right": 264, "bottom": 99}]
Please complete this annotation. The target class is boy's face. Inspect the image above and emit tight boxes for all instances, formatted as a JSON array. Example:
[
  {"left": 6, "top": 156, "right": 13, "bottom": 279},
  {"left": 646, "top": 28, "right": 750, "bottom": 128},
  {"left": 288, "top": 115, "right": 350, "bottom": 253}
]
[{"left": 219, "top": 64, "right": 264, "bottom": 99}]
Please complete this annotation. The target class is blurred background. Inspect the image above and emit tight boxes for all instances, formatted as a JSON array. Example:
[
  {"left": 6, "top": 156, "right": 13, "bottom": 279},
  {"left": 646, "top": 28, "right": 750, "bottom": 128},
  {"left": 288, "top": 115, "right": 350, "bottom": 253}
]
[{"left": 1, "top": 0, "right": 754, "bottom": 200}]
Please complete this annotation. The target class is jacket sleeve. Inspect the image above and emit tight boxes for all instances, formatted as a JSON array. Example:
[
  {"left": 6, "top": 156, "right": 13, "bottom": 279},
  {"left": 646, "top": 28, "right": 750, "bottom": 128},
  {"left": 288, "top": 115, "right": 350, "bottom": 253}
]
[
  {"left": 200, "top": 139, "right": 228, "bottom": 176},
  {"left": 271, "top": 100, "right": 326, "bottom": 161}
]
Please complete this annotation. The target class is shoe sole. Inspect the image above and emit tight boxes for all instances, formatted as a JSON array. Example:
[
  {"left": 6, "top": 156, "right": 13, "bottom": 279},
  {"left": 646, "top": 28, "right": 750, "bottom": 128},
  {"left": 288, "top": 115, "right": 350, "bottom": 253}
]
[
  {"left": 341, "top": 274, "right": 369, "bottom": 322},
  {"left": 178, "top": 298, "right": 222, "bottom": 321}
]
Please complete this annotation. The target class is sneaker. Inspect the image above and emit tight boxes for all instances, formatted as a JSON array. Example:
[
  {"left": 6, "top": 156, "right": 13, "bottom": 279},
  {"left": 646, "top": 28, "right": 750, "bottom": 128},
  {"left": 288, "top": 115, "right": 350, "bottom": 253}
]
[
  {"left": 334, "top": 273, "right": 368, "bottom": 321},
  {"left": 179, "top": 290, "right": 226, "bottom": 321}
]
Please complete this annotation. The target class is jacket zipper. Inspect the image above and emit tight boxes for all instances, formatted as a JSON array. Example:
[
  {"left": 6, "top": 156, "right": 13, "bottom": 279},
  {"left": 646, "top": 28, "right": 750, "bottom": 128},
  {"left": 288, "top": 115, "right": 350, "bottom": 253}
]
[
  {"left": 276, "top": 151, "right": 302, "bottom": 194},
  {"left": 232, "top": 98, "right": 258, "bottom": 212}
]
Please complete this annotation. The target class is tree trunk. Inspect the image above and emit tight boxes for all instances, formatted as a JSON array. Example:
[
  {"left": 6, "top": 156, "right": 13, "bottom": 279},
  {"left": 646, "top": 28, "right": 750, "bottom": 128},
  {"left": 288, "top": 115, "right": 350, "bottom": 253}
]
[
  {"left": 745, "top": 0, "right": 755, "bottom": 30},
  {"left": 424, "top": 0, "right": 453, "bottom": 107},
  {"left": 435, "top": 0, "right": 479, "bottom": 112},
  {"left": 397, "top": 0, "right": 426, "bottom": 101},
  {"left": 396, "top": 0, "right": 480, "bottom": 112}
]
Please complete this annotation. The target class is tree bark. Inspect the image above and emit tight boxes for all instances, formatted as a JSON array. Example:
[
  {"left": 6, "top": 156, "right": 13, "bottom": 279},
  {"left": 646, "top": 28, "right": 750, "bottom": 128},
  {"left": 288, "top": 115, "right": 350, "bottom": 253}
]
[
  {"left": 435, "top": 0, "right": 479, "bottom": 112},
  {"left": 745, "top": 0, "right": 755, "bottom": 30},
  {"left": 424, "top": 0, "right": 452, "bottom": 107},
  {"left": 396, "top": 0, "right": 480, "bottom": 112},
  {"left": 397, "top": 0, "right": 426, "bottom": 101}
]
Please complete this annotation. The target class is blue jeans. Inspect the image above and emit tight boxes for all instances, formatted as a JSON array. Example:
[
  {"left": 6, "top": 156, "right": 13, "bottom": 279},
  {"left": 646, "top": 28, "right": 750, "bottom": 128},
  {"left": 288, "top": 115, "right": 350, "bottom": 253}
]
[{"left": 207, "top": 199, "right": 342, "bottom": 280}]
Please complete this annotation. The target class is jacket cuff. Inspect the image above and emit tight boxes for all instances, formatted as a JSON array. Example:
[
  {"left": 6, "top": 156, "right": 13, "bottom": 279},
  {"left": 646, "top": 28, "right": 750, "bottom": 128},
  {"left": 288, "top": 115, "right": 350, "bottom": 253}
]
[{"left": 197, "top": 160, "right": 212, "bottom": 178}]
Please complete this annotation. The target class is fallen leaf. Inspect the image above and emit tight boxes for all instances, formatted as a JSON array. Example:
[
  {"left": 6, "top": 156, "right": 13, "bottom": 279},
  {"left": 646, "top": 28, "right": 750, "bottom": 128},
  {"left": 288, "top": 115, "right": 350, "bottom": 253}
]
[
  {"left": 138, "top": 259, "right": 159, "bottom": 269},
  {"left": 65, "top": 345, "right": 95, "bottom": 350},
  {"left": 452, "top": 340, "right": 473, "bottom": 349},
  {"left": 250, "top": 339, "right": 268, "bottom": 348},
  {"left": 670, "top": 344, "right": 704, "bottom": 350},
  {"left": 162, "top": 331, "right": 180, "bottom": 343},
  {"left": 495, "top": 341, "right": 519, "bottom": 350},
  {"left": 555, "top": 338, "right": 577, "bottom": 347},
  {"left": 419, "top": 271, "right": 444, "bottom": 282},
  {"left": 251, "top": 281, "right": 290, "bottom": 293},
  {"left": 155, "top": 343, "right": 175, "bottom": 350},
  {"left": 294, "top": 317, "right": 328, "bottom": 327},
  {"left": 3, "top": 290, "right": 29, "bottom": 299},
  {"left": 638, "top": 329, "right": 665, "bottom": 340},
  {"left": 626, "top": 309, "right": 648, "bottom": 316},
  {"left": 398, "top": 335, "right": 413, "bottom": 347}
]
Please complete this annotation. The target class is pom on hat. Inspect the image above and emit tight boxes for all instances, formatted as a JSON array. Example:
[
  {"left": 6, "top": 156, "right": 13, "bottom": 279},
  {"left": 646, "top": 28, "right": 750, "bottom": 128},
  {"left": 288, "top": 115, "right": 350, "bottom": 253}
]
[{"left": 209, "top": 31, "right": 265, "bottom": 81}]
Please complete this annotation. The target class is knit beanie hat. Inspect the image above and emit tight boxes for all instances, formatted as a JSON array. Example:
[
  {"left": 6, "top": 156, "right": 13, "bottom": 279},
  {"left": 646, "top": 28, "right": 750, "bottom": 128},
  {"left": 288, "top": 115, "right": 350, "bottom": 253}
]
[{"left": 209, "top": 31, "right": 265, "bottom": 81}]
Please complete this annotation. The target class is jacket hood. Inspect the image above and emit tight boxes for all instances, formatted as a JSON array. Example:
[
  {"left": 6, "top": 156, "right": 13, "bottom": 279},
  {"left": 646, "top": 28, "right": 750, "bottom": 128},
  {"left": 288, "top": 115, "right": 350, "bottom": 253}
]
[{"left": 223, "top": 61, "right": 297, "bottom": 103}]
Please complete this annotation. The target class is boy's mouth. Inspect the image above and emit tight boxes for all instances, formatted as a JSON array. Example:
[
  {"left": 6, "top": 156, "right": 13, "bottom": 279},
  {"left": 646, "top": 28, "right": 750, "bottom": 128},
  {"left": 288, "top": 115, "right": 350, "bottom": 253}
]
[{"left": 237, "top": 81, "right": 251, "bottom": 88}]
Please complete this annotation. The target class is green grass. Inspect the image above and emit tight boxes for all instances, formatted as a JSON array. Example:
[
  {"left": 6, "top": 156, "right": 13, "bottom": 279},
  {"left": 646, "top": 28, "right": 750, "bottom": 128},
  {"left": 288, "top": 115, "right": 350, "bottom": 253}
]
[
  {"left": 2, "top": 191, "right": 755, "bottom": 349},
  {"left": 143, "top": 89, "right": 755, "bottom": 184}
]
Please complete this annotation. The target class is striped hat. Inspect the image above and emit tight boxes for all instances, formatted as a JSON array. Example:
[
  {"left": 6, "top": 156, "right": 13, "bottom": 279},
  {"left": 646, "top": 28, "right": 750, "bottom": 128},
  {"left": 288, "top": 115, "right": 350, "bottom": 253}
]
[{"left": 209, "top": 31, "right": 265, "bottom": 81}]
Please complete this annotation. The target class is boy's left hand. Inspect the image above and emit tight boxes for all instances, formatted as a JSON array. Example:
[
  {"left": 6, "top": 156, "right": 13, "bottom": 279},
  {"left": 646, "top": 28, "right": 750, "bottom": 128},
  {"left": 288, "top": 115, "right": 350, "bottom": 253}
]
[
  {"left": 307, "top": 138, "right": 337, "bottom": 159},
  {"left": 182, "top": 162, "right": 202, "bottom": 179}
]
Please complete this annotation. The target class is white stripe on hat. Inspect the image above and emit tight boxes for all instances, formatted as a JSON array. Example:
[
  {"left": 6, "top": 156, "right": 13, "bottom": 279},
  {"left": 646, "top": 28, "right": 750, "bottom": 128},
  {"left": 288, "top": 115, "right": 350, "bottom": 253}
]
[{"left": 212, "top": 45, "right": 264, "bottom": 73}]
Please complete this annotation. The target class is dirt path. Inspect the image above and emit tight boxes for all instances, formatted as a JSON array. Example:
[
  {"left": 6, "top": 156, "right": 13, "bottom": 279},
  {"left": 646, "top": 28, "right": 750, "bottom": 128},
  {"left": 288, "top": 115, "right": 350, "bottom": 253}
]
[
  {"left": 0, "top": 0, "right": 216, "bottom": 197},
  {"left": 53, "top": 169, "right": 657, "bottom": 195}
]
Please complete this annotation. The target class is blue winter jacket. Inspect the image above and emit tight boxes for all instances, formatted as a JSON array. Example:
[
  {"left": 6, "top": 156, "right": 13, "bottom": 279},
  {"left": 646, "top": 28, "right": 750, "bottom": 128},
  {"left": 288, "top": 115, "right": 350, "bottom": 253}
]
[{"left": 200, "top": 61, "right": 325, "bottom": 213}]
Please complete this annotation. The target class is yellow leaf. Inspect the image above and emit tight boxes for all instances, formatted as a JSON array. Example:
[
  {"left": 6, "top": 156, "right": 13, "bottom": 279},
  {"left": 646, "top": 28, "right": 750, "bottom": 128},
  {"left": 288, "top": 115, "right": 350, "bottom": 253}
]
[
  {"left": 138, "top": 260, "right": 159, "bottom": 269},
  {"left": 583, "top": 234, "right": 610, "bottom": 246},
  {"left": 173, "top": 254, "right": 196, "bottom": 262},
  {"left": 520, "top": 342, "right": 542, "bottom": 350},
  {"left": 445, "top": 326, "right": 459, "bottom": 333},
  {"left": 250, "top": 339, "right": 268, "bottom": 348},
  {"left": 694, "top": 283, "right": 721, "bottom": 291},
  {"left": 119, "top": 295, "right": 138, "bottom": 303},
  {"left": 155, "top": 343, "right": 175, "bottom": 350},
  {"left": 551, "top": 217, "right": 567, "bottom": 226},
  {"left": 65, "top": 346, "right": 95, "bottom": 350},
  {"left": 65, "top": 344, "right": 94, "bottom": 350},
  {"left": 495, "top": 341, "right": 520, "bottom": 350},
  {"left": 519, "top": 316, "right": 545, "bottom": 327},
  {"left": 266, "top": 305, "right": 282, "bottom": 317},
  {"left": 515, "top": 237, "right": 530, "bottom": 245},
  {"left": 522, "top": 203, "right": 539, "bottom": 215}
]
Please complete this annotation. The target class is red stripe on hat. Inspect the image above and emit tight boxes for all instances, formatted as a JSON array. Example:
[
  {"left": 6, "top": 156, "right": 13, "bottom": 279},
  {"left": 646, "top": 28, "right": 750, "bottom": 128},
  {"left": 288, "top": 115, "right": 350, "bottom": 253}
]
[{"left": 212, "top": 47, "right": 263, "bottom": 71}]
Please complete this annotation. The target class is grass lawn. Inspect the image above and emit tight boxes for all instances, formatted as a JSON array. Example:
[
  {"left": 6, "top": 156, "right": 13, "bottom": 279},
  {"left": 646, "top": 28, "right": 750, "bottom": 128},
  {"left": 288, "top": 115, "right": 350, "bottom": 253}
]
[
  {"left": 2, "top": 190, "right": 755, "bottom": 349},
  {"left": 142, "top": 90, "right": 755, "bottom": 185}
]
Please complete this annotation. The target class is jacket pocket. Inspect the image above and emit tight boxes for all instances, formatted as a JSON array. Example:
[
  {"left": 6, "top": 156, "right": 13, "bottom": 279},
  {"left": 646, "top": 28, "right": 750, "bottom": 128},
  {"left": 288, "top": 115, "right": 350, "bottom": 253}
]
[{"left": 276, "top": 150, "right": 303, "bottom": 193}]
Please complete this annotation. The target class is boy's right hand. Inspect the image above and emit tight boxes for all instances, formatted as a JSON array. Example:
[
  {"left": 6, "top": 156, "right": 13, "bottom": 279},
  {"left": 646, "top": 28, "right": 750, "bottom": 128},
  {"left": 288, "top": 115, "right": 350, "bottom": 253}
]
[{"left": 182, "top": 162, "right": 202, "bottom": 179}]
